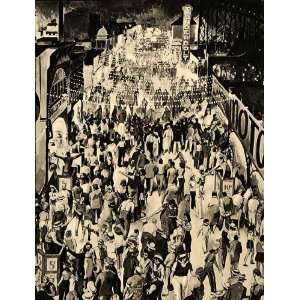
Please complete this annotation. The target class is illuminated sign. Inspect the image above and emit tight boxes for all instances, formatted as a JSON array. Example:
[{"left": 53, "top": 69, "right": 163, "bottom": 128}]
[{"left": 182, "top": 4, "right": 193, "bottom": 63}]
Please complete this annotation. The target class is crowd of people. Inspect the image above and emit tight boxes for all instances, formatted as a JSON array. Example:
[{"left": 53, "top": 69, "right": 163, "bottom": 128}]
[{"left": 35, "top": 26, "right": 264, "bottom": 300}]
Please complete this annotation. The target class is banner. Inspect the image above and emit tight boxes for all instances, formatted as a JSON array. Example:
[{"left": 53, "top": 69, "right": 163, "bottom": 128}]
[
  {"left": 213, "top": 77, "right": 264, "bottom": 177},
  {"left": 182, "top": 4, "right": 193, "bottom": 63}
]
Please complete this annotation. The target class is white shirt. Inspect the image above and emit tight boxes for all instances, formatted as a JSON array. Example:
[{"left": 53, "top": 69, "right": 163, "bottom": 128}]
[
  {"left": 248, "top": 198, "right": 259, "bottom": 213},
  {"left": 203, "top": 114, "right": 213, "bottom": 128},
  {"left": 244, "top": 188, "right": 253, "bottom": 201},
  {"left": 120, "top": 200, "right": 134, "bottom": 212},
  {"left": 142, "top": 222, "right": 157, "bottom": 235},
  {"left": 232, "top": 193, "right": 243, "bottom": 209}
]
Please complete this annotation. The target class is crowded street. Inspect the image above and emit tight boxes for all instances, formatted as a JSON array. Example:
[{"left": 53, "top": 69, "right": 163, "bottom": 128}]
[{"left": 35, "top": 2, "right": 264, "bottom": 300}]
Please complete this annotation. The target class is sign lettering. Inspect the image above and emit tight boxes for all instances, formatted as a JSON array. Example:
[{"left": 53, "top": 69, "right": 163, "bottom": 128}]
[{"left": 182, "top": 5, "right": 193, "bottom": 63}]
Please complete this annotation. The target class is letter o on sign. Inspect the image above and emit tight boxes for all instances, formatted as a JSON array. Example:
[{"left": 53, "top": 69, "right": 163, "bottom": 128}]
[
  {"left": 256, "top": 131, "right": 264, "bottom": 168},
  {"left": 238, "top": 110, "right": 248, "bottom": 139}
]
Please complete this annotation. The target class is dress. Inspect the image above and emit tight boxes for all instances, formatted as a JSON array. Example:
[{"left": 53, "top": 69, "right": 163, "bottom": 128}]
[
  {"left": 163, "top": 128, "right": 173, "bottom": 152},
  {"left": 84, "top": 249, "right": 94, "bottom": 279}
]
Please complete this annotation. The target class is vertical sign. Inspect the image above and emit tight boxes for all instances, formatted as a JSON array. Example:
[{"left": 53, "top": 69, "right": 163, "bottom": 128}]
[{"left": 182, "top": 4, "right": 193, "bottom": 63}]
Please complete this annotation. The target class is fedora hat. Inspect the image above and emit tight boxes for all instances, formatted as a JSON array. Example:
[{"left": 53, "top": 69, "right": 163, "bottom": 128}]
[
  {"left": 113, "top": 225, "right": 123, "bottom": 235},
  {"left": 107, "top": 232, "right": 114, "bottom": 239},
  {"left": 53, "top": 220, "right": 63, "bottom": 228},
  {"left": 203, "top": 219, "right": 209, "bottom": 226},
  {"left": 104, "top": 257, "right": 115, "bottom": 266},
  {"left": 147, "top": 242, "right": 156, "bottom": 251},
  {"left": 229, "top": 223, "right": 237, "bottom": 230},
  {"left": 231, "top": 269, "right": 241, "bottom": 277}
]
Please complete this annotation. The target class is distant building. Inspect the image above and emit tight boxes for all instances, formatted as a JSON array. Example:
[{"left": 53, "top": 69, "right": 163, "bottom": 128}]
[
  {"left": 64, "top": 9, "right": 101, "bottom": 42},
  {"left": 95, "top": 26, "right": 108, "bottom": 50},
  {"left": 44, "top": 19, "right": 59, "bottom": 39},
  {"left": 94, "top": 19, "right": 136, "bottom": 50},
  {"left": 36, "top": 19, "right": 59, "bottom": 45}
]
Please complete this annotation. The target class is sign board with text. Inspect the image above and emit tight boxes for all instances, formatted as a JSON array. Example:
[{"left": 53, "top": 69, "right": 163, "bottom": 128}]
[
  {"left": 213, "top": 77, "right": 264, "bottom": 178},
  {"left": 182, "top": 5, "right": 193, "bottom": 63},
  {"left": 222, "top": 178, "right": 235, "bottom": 197}
]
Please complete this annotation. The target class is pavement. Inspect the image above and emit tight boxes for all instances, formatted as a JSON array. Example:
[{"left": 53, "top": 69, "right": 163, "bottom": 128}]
[{"left": 65, "top": 150, "right": 256, "bottom": 300}]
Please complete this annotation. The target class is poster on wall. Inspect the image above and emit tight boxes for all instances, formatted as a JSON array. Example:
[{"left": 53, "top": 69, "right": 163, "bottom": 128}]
[
  {"left": 46, "top": 257, "right": 58, "bottom": 272},
  {"left": 58, "top": 176, "right": 72, "bottom": 191}
]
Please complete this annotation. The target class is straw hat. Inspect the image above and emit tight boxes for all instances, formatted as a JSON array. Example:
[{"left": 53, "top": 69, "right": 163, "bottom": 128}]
[{"left": 153, "top": 254, "right": 163, "bottom": 262}]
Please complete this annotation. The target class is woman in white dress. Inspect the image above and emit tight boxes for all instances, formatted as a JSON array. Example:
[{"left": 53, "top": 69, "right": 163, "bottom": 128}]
[{"left": 163, "top": 125, "right": 173, "bottom": 154}]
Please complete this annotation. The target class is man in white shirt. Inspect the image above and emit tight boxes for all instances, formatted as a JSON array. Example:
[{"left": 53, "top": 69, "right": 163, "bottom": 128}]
[
  {"left": 247, "top": 195, "right": 260, "bottom": 228},
  {"left": 207, "top": 192, "right": 220, "bottom": 229},
  {"left": 231, "top": 188, "right": 244, "bottom": 231},
  {"left": 118, "top": 196, "right": 135, "bottom": 237}
]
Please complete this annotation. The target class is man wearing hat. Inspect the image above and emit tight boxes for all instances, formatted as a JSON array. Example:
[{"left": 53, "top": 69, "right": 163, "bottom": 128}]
[
  {"left": 250, "top": 268, "right": 264, "bottom": 300},
  {"left": 118, "top": 194, "right": 135, "bottom": 238},
  {"left": 170, "top": 252, "right": 193, "bottom": 300},
  {"left": 89, "top": 182, "right": 103, "bottom": 224},
  {"left": 145, "top": 254, "right": 165, "bottom": 299},
  {"left": 123, "top": 243, "right": 139, "bottom": 287},
  {"left": 222, "top": 269, "right": 247, "bottom": 300},
  {"left": 203, "top": 248, "right": 221, "bottom": 293},
  {"left": 247, "top": 194, "right": 260, "bottom": 231},
  {"left": 124, "top": 266, "right": 145, "bottom": 300},
  {"left": 95, "top": 257, "right": 122, "bottom": 300},
  {"left": 98, "top": 186, "right": 116, "bottom": 230},
  {"left": 160, "top": 199, "right": 178, "bottom": 238},
  {"left": 229, "top": 235, "right": 243, "bottom": 271},
  {"left": 197, "top": 219, "right": 210, "bottom": 254},
  {"left": 141, "top": 218, "right": 157, "bottom": 253},
  {"left": 231, "top": 188, "right": 244, "bottom": 232},
  {"left": 184, "top": 267, "right": 205, "bottom": 300},
  {"left": 94, "top": 238, "right": 107, "bottom": 273},
  {"left": 219, "top": 192, "right": 234, "bottom": 230},
  {"left": 207, "top": 192, "right": 220, "bottom": 230}
]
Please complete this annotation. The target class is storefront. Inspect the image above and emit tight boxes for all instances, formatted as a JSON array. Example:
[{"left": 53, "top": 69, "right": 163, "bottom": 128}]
[
  {"left": 35, "top": 44, "right": 84, "bottom": 195},
  {"left": 36, "top": 47, "right": 56, "bottom": 195}
]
